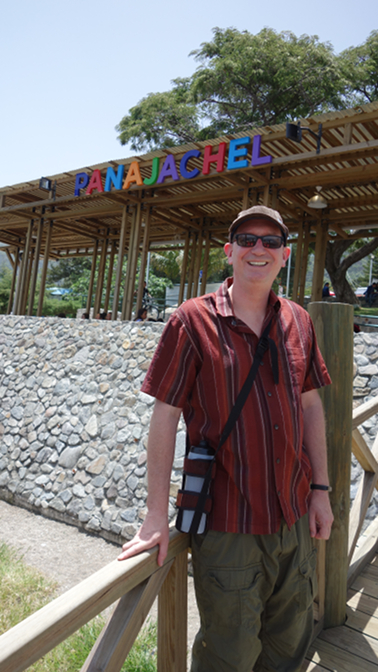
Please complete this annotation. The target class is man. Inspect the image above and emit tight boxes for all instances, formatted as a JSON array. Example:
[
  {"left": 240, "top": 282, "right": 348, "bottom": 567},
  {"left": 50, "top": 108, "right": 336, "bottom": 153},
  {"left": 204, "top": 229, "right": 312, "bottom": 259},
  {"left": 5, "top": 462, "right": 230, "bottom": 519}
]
[{"left": 119, "top": 205, "right": 333, "bottom": 672}]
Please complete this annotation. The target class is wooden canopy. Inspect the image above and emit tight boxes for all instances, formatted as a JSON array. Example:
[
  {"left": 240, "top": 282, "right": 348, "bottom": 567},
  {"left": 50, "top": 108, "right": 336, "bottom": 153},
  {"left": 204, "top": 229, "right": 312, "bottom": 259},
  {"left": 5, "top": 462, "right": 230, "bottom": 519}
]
[{"left": 1, "top": 101, "right": 378, "bottom": 318}]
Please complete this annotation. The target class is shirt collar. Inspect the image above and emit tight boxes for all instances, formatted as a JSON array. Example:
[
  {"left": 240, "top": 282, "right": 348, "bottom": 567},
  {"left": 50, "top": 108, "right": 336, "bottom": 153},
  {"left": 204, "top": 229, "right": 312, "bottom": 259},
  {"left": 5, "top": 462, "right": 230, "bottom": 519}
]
[{"left": 215, "top": 277, "right": 281, "bottom": 319}]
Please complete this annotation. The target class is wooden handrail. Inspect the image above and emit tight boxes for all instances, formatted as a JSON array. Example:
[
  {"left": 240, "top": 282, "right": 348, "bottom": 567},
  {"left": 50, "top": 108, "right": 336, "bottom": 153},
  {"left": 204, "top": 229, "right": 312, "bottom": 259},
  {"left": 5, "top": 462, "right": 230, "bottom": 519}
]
[
  {"left": 352, "top": 396, "right": 378, "bottom": 429},
  {"left": 0, "top": 528, "right": 189, "bottom": 672}
]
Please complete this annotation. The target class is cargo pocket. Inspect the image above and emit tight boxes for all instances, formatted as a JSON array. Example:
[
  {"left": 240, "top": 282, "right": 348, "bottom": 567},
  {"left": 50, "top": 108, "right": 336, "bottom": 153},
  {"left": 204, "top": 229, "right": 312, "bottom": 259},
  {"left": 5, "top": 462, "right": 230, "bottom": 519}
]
[
  {"left": 297, "top": 547, "right": 317, "bottom": 612},
  {"left": 207, "top": 564, "right": 264, "bottom": 629}
]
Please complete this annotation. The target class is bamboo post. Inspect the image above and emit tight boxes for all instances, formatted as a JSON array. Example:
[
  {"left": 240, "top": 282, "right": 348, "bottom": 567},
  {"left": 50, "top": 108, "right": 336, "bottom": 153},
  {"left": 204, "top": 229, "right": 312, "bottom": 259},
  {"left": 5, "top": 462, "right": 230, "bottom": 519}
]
[
  {"left": 158, "top": 549, "right": 188, "bottom": 672},
  {"left": 7, "top": 247, "right": 19, "bottom": 314},
  {"left": 121, "top": 209, "right": 136, "bottom": 320},
  {"left": 103, "top": 240, "right": 116, "bottom": 314},
  {"left": 14, "top": 219, "right": 33, "bottom": 315},
  {"left": 22, "top": 247, "right": 34, "bottom": 315},
  {"left": 27, "top": 215, "right": 44, "bottom": 316},
  {"left": 192, "top": 231, "right": 203, "bottom": 298},
  {"left": 37, "top": 221, "right": 53, "bottom": 317},
  {"left": 308, "top": 301, "right": 353, "bottom": 628},
  {"left": 93, "top": 232, "right": 108, "bottom": 316},
  {"left": 125, "top": 203, "right": 143, "bottom": 320},
  {"left": 136, "top": 208, "right": 151, "bottom": 312},
  {"left": 186, "top": 235, "right": 197, "bottom": 301},
  {"left": 200, "top": 232, "right": 211, "bottom": 295},
  {"left": 86, "top": 240, "right": 99, "bottom": 315},
  {"left": 112, "top": 207, "right": 128, "bottom": 320},
  {"left": 311, "top": 221, "right": 328, "bottom": 302},
  {"left": 298, "top": 222, "right": 311, "bottom": 307},
  {"left": 291, "top": 221, "right": 303, "bottom": 303},
  {"left": 178, "top": 232, "right": 190, "bottom": 305}
]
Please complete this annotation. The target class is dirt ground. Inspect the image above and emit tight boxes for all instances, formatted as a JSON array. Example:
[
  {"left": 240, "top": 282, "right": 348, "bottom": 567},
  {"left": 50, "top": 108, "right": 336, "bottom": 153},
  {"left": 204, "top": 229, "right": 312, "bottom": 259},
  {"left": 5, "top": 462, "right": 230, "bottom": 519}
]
[{"left": 0, "top": 499, "right": 200, "bottom": 650}]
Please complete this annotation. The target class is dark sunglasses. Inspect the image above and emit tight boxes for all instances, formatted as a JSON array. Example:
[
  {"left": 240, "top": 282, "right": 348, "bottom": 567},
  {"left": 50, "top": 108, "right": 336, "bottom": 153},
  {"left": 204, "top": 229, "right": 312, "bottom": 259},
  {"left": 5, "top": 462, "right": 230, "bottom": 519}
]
[{"left": 233, "top": 233, "right": 285, "bottom": 249}]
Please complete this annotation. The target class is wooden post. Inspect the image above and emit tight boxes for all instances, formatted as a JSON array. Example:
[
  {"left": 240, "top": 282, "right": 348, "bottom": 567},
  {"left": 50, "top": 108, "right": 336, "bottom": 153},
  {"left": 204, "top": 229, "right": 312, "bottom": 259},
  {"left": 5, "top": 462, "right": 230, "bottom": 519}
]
[
  {"left": 121, "top": 209, "right": 136, "bottom": 320},
  {"left": 136, "top": 208, "right": 151, "bottom": 312},
  {"left": 178, "top": 232, "right": 190, "bottom": 305},
  {"left": 14, "top": 219, "right": 34, "bottom": 315},
  {"left": 186, "top": 235, "right": 197, "bottom": 301},
  {"left": 291, "top": 221, "right": 303, "bottom": 303},
  {"left": 22, "top": 247, "right": 34, "bottom": 315},
  {"left": 7, "top": 247, "right": 19, "bottom": 314},
  {"left": 125, "top": 203, "right": 143, "bottom": 320},
  {"left": 37, "top": 221, "right": 53, "bottom": 317},
  {"left": 86, "top": 240, "right": 98, "bottom": 315},
  {"left": 311, "top": 221, "right": 328, "bottom": 302},
  {"left": 308, "top": 302, "right": 353, "bottom": 628},
  {"left": 242, "top": 186, "right": 249, "bottom": 210},
  {"left": 192, "top": 231, "right": 203, "bottom": 298},
  {"left": 112, "top": 206, "right": 128, "bottom": 320},
  {"left": 27, "top": 216, "right": 44, "bottom": 316},
  {"left": 158, "top": 549, "right": 188, "bottom": 672},
  {"left": 201, "top": 232, "right": 211, "bottom": 295},
  {"left": 93, "top": 232, "right": 108, "bottom": 316},
  {"left": 103, "top": 241, "right": 116, "bottom": 314},
  {"left": 298, "top": 222, "right": 311, "bottom": 307}
]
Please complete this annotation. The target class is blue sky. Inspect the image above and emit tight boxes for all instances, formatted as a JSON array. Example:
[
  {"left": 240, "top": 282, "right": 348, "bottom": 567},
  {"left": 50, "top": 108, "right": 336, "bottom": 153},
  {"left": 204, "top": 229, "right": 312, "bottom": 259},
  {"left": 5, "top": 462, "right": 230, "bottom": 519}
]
[{"left": 0, "top": 0, "right": 376, "bottom": 189}]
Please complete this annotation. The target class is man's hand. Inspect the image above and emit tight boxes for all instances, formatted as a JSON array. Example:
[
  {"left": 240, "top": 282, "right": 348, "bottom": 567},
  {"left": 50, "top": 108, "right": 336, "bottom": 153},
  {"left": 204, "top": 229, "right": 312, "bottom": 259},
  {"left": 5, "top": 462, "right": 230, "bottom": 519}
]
[
  {"left": 308, "top": 490, "right": 334, "bottom": 539},
  {"left": 117, "top": 512, "right": 170, "bottom": 566}
]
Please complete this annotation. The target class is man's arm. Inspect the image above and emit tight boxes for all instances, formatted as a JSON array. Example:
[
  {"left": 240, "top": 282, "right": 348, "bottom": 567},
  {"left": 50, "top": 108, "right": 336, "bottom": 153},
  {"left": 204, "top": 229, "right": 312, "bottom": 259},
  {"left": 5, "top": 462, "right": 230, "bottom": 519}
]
[
  {"left": 118, "top": 398, "right": 182, "bottom": 566},
  {"left": 302, "top": 389, "right": 334, "bottom": 540}
]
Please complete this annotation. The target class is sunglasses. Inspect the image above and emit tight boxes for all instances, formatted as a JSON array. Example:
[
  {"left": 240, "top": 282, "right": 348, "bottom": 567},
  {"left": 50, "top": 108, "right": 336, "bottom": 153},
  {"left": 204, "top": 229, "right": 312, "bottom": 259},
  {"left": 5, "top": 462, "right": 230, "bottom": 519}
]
[{"left": 233, "top": 233, "right": 285, "bottom": 249}]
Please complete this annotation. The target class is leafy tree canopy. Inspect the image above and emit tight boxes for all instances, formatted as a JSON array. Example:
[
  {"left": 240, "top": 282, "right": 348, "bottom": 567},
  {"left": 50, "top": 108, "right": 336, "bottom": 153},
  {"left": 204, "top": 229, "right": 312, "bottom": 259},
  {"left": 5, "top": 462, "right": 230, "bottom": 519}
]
[{"left": 116, "top": 27, "right": 378, "bottom": 152}]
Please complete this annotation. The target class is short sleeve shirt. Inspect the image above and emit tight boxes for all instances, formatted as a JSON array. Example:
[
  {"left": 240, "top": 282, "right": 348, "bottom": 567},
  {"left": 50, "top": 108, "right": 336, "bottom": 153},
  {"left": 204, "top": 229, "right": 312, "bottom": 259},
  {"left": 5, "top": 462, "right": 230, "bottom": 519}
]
[{"left": 141, "top": 278, "right": 331, "bottom": 535}]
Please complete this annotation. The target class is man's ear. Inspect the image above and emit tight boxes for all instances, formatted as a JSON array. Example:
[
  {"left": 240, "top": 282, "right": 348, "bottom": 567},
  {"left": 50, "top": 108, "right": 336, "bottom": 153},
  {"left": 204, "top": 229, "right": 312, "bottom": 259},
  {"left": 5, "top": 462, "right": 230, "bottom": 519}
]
[
  {"left": 281, "top": 246, "right": 291, "bottom": 266},
  {"left": 224, "top": 242, "right": 233, "bottom": 265}
]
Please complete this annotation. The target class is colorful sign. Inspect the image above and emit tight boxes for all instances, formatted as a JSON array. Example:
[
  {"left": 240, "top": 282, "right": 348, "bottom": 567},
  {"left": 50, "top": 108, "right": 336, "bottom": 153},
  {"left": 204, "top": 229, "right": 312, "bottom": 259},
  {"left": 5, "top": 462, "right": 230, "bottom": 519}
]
[{"left": 74, "top": 135, "right": 272, "bottom": 197}]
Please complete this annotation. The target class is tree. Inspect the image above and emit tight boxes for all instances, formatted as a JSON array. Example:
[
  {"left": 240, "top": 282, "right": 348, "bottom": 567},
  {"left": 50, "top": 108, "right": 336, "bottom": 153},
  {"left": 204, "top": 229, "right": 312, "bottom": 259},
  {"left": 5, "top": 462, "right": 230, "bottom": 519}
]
[
  {"left": 325, "top": 235, "right": 378, "bottom": 303},
  {"left": 116, "top": 28, "right": 346, "bottom": 152},
  {"left": 340, "top": 30, "right": 378, "bottom": 105}
]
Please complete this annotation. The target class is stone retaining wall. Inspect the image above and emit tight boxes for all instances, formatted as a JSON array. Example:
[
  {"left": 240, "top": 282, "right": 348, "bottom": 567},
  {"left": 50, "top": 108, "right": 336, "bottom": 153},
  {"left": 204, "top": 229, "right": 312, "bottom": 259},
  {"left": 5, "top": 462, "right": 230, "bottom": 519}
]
[
  {"left": 0, "top": 316, "right": 186, "bottom": 544},
  {"left": 0, "top": 316, "right": 377, "bottom": 541}
]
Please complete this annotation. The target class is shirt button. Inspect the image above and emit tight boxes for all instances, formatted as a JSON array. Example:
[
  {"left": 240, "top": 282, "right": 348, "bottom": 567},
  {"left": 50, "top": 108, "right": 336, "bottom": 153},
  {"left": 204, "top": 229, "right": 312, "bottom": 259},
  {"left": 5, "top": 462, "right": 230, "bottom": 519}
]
[
  {"left": 274, "top": 424, "right": 279, "bottom": 430},
  {"left": 267, "top": 392, "right": 272, "bottom": 397},
  {"left": 232, "top": 320, "right": 237, "bottom": 326},
  {"left": 276, "top": 458, "right": 280, "bottom": 464},
  {"left": 278, "top": 490, "right": 281, "bottom": 496},
  {"left": 202, "top": 641, "right": 207, "bottom": 648},
  {"left": 260, "top": 361, "right": 264, "bottom": 366}
]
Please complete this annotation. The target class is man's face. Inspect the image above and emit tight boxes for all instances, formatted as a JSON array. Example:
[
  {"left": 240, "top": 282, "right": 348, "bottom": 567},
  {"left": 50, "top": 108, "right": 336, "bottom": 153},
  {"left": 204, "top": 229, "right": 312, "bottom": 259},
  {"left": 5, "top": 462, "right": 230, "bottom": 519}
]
[{"left": 224, "top": 219, "right": 290, "bottom": 288}]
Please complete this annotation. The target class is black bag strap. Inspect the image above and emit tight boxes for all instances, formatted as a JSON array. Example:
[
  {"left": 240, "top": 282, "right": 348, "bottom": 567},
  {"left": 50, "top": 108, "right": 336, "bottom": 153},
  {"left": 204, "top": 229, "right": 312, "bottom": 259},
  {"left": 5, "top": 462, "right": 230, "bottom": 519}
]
[{"left": 189, "top": 318, "right": 278, "bottom": 534}]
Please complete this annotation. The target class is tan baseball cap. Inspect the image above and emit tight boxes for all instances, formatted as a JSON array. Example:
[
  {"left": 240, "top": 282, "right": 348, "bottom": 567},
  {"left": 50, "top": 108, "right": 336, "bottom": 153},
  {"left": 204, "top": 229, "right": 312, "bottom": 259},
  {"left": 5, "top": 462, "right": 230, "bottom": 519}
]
[{"left": 229, "top": 205, "right": 289, "bottom": 243}]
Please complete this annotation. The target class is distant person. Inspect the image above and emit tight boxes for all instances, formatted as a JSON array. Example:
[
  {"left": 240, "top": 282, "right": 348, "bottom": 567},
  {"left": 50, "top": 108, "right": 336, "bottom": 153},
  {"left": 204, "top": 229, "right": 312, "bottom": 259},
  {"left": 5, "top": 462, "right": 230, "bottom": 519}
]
[
  {"left": 322, "top": 282, "right": 331, "bottom": 298},
  {"left": 143, "top": 281, "right": 151, "bottom": 300},
  {"left": 134, "top": 308, "right": 147, "bottom": 322},
  {"left": 365, "top": 283, "right": 377, "bottom": 307},
  {"left": 81, "top": 312, "right": 90, "bottom": 319},
  {"left": 106, "top": 311, "right": 112, "bottom": 320},
  {"left": 57, "top": 312, "right": 66, "bottom": 318},
  {"left": 99, "top": 311, "right": 107, "bottom": 320}
]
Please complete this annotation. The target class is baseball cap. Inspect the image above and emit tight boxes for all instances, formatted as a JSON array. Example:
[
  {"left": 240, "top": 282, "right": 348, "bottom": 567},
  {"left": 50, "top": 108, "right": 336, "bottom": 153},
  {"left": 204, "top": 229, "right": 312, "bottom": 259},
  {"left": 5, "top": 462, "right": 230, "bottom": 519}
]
[{"left": 229, "top": 205, "right": 289, "bottom": 244}]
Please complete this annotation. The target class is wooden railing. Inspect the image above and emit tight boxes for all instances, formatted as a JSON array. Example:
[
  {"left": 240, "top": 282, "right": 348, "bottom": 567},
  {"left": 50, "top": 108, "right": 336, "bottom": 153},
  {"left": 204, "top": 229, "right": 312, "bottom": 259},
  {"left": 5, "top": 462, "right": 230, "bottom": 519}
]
[
  {"left": 348, "top": 395, "right": 378, "bottom": 586},
  {"left": 0, "top": 528, "right": 190, "bottom": 672}
]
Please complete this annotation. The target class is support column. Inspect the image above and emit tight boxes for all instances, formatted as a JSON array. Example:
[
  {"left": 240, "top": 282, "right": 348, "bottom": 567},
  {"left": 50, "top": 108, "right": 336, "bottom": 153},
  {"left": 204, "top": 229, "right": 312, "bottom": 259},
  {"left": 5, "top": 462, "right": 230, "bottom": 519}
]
[
  {"left": 311, "top": 221, "right": 328, "bottom": 302},
  {"left": 136, "top": 208, "right": 151, "bottom": 312},
  {"left": 22, "top": 247, "right": 34, "bottom": 315},
  {"left": 200, "top": 232, "right": 211, "bottom": 296},
  {"left": 112, "top": 206, "right": 128, "bottom": 320},
  {"left": 121, "top": 209, "right": 137, "bottom": 320},
  {"left": 14, "top": 219, "right": 33, "bottom": 315},
  {"left": 86, "top": 240, "right": 99, "bottom": 315},
  {"left": 186, "top": 235, "right": 197, "bottom": 301},
  {"left": 123, "top": 202, "right": 142, "bottom": 321},
  {"left": 298, "top": 223, "right": 311, "bottom": 307},
  {"left": 27, "top": 214, "right": 44, "bottom": 316},
  {"left": 7, "top": 247, "right": 20, "bottom": 314},
  {"left": 93, "top": 231, "right": 109, "bottom": 316},
  {"left": 308, "top": 302, "right": 353, "bottom": 627},
  {"left": 291, "top": 221, "right": 304, "bottom": 303},
  {"left": 178, "top": 232, "right": 190, "bottom": 305},
  {"left": 37, "top": 221, "right": 53, "bottom": 317},
  {"left": 103, "top": 241, "right": 116, "bottom": 314},
  {"left": 192, "top": 230, "right": 203, "bottom": 298}
]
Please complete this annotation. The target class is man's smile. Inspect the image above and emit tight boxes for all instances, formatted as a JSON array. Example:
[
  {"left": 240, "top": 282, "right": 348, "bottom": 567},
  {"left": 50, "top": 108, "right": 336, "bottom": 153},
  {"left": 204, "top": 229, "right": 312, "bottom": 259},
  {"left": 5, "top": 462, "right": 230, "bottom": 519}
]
[{"left": 247, "top": 261, "right": 268, "bottom": 266}]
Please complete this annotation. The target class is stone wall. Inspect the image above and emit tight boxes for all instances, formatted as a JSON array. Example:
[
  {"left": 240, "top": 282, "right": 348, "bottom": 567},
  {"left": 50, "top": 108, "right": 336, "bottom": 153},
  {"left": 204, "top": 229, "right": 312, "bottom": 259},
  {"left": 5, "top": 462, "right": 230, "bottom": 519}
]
[
  {"left": 0, "top": 316, "right": 186, "bottom": 544},
  {"left": 1, "top": 315, "right": 378, "bottom": 541}
]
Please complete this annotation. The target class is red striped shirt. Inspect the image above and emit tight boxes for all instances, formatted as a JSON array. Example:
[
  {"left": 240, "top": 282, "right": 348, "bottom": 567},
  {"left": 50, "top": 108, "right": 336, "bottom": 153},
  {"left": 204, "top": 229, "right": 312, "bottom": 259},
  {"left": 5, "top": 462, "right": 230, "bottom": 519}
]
[{"left": 141, "top": 278, "right": 331, "bottom": 534}]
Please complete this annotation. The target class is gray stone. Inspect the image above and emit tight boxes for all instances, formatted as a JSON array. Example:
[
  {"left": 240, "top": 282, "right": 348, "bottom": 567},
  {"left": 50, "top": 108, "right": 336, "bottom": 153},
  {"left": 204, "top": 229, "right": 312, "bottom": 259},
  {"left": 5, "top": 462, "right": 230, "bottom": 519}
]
[
  {"left": 84, "top": 495, "right": 95, "bottom": 511},
  {"left": 126, "top": 474, "right": 139, "bottom": 491},
  {"left": 73, "top": 484, "right": 86, "bottom": 498},
  {"left": 86, "top": 455, "right": 107, "bottom": 475},
  {"left": 59, "top": 489, "right": 73, "bottom": 503},
  {"left": 11, "top": 406, "right": 24, "bottom": 420},
  {"left": 49, "top": 497, "right": 66, "bottom": 512},
  {"left": 120, "top": 507, "right": 137, "bottom": 523},
  {"left": 59, "top": 447, "right": 82, "bottom": 469},
  {"left": 85, "top": 415, "right": 98, "bottom": 438},
  {"left": 54, "top": 379, "right": 71, "bottom": 395}
]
